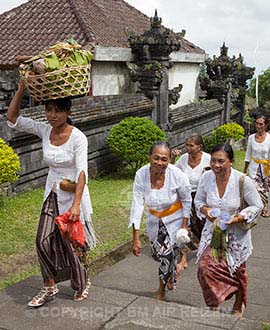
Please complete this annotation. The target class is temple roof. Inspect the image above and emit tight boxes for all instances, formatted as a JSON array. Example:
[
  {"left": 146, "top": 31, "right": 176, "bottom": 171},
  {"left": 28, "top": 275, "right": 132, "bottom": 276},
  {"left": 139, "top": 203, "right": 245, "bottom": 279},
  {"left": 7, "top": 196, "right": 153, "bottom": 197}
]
[{"left": 0, "top": 0, "right": 205, "bottom": 68}]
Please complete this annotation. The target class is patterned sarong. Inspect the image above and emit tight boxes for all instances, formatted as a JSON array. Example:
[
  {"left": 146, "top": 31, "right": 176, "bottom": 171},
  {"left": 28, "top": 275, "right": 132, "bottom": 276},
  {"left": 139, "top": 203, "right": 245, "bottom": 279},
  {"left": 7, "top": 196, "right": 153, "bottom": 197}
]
[
  {"left": 197, "top": 246, "right": 247, "bottom": 308},
  {"left": 151, "top": 220, "right": 180, "bottom": 288},
  {"left": 254, "top": 164, "right": 269, "bottom": 208}
]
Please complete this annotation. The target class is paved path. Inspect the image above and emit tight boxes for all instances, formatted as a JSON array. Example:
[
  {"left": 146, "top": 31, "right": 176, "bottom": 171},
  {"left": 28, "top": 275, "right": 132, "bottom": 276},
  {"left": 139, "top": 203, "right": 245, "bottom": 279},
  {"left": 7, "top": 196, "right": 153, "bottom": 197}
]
[{"left": 0, "top": 216, "right": 269, "bottom": 329}]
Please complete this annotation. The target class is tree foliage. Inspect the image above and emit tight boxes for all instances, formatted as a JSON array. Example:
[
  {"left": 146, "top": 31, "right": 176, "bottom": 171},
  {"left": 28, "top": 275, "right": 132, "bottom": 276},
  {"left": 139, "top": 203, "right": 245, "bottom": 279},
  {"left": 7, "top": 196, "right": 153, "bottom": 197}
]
[{"left": 248, "top": 67, "right": 270, "bottom": 107}]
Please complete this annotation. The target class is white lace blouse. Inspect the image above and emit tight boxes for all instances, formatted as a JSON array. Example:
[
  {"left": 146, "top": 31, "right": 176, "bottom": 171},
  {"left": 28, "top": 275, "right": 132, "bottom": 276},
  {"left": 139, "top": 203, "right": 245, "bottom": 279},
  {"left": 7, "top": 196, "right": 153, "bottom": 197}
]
[
  {"left": 175, "top": 152, "right": 211, "bottom": 192},
  {"left": 129, "top": 163, "right": 192, "bottom": 245},
  {"left": 7, "top": 116, "right": 93, "bottom": 226},
  {"left": 194, "top": 168, "right": 263, "bottom": 274},
  {"left": 245, "top": 133, "right": 270, "bottom": 178}
]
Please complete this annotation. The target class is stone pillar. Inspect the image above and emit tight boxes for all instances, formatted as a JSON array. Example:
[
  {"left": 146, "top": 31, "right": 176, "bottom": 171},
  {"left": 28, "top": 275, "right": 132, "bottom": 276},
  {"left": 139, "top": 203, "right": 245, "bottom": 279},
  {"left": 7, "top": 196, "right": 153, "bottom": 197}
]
[{"left": 157, "top": 62, "right": 169, "bottom": 128}]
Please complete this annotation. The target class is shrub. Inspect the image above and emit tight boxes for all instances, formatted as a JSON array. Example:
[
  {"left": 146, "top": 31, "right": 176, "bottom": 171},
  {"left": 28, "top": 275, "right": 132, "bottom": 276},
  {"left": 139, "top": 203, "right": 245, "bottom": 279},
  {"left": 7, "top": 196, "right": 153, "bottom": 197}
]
[
  {"left": 0, "top": 138, "right": 21, "bottom": 184},
  {"left": 106, "top": 117, "right": 167, "bottom": 172},
  {"left": 204, "top": 122, "right": 245, "bottom": 153}
]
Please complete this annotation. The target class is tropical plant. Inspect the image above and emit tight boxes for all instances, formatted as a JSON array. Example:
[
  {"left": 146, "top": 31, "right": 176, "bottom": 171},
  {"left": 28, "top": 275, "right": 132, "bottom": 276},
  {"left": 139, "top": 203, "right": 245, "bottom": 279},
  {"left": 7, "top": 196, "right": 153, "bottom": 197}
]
[
  {"left": 0, "top": 138, "right": 21, "bottom": 185},
  {"left": 106, "top": 117, "right": 167, "bottom": 172}
]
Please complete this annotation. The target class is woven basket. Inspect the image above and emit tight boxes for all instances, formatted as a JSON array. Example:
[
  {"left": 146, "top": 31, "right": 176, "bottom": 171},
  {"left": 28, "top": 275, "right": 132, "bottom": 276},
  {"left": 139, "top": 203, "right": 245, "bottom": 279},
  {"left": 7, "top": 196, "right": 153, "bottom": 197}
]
[{"left": 22, "top": 64, "right": 91, "bottom": 101}]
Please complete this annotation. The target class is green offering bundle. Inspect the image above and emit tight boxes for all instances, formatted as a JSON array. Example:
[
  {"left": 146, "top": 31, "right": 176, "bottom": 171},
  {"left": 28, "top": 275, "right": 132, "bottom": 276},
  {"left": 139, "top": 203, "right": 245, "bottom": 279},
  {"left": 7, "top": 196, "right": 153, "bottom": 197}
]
[{"left": 19, "top": 39, "right": 93, "bottom": 101}]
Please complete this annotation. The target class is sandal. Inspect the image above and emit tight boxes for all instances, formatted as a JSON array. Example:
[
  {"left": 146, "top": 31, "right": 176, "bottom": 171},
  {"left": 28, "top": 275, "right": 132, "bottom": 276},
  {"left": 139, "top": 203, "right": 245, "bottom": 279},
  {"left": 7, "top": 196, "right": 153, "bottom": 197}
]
[
  {"left": 73, "top": 279, "right": 91, "bottom": 302},
  {"left": 28, "top": 285, "right": 59, "bottom": 307}
]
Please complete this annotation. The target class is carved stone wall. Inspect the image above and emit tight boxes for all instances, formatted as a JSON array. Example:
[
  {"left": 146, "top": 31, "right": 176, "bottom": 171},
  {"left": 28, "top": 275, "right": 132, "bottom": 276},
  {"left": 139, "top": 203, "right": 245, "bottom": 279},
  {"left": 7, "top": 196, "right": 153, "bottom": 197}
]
[
  {"left": 168, "top": 99, "right": 223, "bottom": 149},
  {"left": 0, "top": 70, "right": 18, "bottom": 112}
]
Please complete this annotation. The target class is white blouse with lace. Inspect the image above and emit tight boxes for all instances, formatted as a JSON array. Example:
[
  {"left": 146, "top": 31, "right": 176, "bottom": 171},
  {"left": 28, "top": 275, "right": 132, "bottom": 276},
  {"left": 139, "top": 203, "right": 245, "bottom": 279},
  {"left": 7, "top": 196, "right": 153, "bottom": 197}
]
[
  {"left": 7, "top": 116, "right": 93, "bottom": 228},
  {"left": 244, "top": 133, "right": 270, "bottom": 178},
  {"left": 175, "top": 151, "right": 211, "bottom": 192},
  {"left": 194, "top": 168, "right": 263, "bottom": 274},
  {"left": 129, "top": 163, "right": 192, "bottom": 245}
]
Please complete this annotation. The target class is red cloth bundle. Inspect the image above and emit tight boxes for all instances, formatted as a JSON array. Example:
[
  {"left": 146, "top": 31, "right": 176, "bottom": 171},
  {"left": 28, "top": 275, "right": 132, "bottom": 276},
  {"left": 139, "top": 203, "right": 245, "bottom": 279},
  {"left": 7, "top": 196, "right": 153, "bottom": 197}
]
[{"left": 54, "top": 212, "right": 85, "bottom": 248}]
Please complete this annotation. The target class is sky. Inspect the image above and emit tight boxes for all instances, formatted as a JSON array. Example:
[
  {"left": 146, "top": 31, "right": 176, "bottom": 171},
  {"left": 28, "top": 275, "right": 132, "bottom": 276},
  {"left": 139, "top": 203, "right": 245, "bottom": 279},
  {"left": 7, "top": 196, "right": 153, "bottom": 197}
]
[{"left": 1, "top": 0, "right": 269, "bottom": 76}]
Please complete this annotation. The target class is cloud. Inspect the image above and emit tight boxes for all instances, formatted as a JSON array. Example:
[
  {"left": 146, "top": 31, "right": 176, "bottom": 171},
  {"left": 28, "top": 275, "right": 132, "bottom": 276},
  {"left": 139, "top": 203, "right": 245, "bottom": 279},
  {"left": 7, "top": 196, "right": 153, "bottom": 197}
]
[{"left": 0, "top": 0, "right": 27, "bottom": 14}]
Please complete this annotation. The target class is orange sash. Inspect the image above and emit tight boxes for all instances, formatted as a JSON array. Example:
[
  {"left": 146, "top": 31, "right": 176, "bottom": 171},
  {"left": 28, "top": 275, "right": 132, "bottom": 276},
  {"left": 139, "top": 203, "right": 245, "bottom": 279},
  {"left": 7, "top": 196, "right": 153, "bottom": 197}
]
[
  {"left": 148, "top": 200, "right": 182, "bottom": 218},
  {"left": 252, "top": 157, "right": 270, "bottom": 176}
]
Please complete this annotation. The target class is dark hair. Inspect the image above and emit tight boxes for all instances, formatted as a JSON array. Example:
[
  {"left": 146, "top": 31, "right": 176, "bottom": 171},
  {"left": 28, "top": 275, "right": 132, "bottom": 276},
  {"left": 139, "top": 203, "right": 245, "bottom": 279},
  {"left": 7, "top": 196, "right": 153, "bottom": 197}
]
[
  {"left": 44, "top": 97, "right": 72, "bottom": 112},
  {"left": 210, "top": 143, "right": 234, "bottom": 161},
  {"left": 255, "top": 114, "right": 269, "bottom": 126},
  {"left": 186, "top": 133, "right": 204, "bottom": 148},
  {"left": 66, "top": 117, "right": 73, "bottom": 125},
  {"left": 149, "top": 141, "right": 171, "bottom": 157}
]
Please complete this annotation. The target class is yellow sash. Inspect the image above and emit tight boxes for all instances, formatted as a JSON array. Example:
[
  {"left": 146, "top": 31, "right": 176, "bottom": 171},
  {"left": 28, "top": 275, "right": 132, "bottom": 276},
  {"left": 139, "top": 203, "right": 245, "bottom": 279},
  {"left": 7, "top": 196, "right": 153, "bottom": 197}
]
[
  {"left": 252, "top": 157, "right": 270, "bottom": 176},
  {"left": 148, "top": 200, "right": 182, "bottom": 218}
]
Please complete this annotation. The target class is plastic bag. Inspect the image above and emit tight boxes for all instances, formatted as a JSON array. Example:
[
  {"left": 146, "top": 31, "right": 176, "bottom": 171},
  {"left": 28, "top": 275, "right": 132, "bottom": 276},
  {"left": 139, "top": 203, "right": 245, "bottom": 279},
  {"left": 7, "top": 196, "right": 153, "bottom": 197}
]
[{"left": 54, "top": 212, "right": 85, "bottom": 248}]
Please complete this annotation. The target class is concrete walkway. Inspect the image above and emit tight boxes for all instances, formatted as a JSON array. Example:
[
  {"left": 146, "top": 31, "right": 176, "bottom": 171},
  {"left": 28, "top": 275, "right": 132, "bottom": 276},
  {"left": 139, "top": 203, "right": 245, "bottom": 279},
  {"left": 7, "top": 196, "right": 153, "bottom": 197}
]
[{"left": 1, "top": 216, "right": 270, "bottom": 330}]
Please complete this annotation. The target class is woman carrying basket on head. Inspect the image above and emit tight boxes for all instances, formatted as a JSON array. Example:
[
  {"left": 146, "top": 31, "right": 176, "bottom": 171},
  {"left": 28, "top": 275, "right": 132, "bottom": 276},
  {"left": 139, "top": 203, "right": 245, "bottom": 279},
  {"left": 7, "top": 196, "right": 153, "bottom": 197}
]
[
  {"left": 130, "top": 141, "right": 192, "bottom": 301},
  {"left": 7, "top": 80, "right": 96, "bottom": 307}
]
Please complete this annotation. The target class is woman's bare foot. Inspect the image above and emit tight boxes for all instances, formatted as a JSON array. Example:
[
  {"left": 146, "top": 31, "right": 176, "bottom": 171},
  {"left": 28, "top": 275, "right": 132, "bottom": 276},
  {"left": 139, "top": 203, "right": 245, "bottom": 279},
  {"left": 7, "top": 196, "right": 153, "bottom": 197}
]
[
  {"left": 261, "top": 207, "right": 270, "bottom": 217},
  {"left": 156, "top": 280, "right": 165, "bottom": 300},
  {"left": 177, "top": 260, "right": 185, "bottom": 275},
  {"left": 232, "top": 303, "right": 245, "bottom": 318},
  {"left": 167, "top": 276, "right": 174, "bottom": 291},
  {"left": 181, "top": 254, "right": 188, "bottom": 269},
  {"left": 232, "top": 291, "right": 245, "bottom": 318}
]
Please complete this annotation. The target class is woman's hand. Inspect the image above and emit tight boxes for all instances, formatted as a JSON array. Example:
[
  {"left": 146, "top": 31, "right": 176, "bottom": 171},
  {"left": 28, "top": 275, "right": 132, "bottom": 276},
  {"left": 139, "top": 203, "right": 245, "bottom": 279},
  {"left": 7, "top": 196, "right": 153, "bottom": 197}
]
[
  {"left": 18, "top": 79, "right": 26, "bottom": 92},
  {"left": 226, "top": 214, "right": 244, "bottom": 225},
  {"left": 171, "top": 149, "right": 181, "bottom": 163},
  {"left": 69, "top": 204, "right": 80, "bottom": 222},
  {"left": 181, "top": 217, "right": 189, "bottom": 229},
  {"left": 200, "top": 206, "right": 217, "bottom": 222},
  {"left": 132, "top": 238, "right": 141, "bottom": 256}
]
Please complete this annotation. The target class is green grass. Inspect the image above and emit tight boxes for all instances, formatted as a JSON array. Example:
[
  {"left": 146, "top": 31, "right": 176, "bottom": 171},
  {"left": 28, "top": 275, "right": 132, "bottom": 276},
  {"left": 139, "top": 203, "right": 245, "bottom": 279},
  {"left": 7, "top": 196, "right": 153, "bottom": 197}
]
[
  {"left": 233, "top": 150, "right": 245, "bottom": 172},
  {"left": 0, "top": 151, "right": 246, "bottom": 290}
]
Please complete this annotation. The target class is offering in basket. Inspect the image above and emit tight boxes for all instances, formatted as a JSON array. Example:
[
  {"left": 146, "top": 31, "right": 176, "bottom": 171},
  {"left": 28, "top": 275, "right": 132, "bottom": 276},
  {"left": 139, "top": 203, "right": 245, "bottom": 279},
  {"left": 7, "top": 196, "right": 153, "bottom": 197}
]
[{"left": 19, "top": 39, "right": 93, "bottom": 101}]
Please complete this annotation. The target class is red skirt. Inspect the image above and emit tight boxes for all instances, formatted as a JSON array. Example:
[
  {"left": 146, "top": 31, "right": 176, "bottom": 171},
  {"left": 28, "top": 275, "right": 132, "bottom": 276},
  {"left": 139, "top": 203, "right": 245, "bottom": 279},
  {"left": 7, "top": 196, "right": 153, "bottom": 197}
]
[{"left": 197, "top": 246, "right": 247, "bottom": 308}]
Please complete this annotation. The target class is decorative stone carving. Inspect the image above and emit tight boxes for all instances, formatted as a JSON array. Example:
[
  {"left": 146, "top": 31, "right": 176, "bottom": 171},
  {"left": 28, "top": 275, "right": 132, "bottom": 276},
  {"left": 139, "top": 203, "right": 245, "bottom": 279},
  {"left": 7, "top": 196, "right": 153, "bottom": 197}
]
[
  {"left": 169, "top": 83, "right": 183, "bottom": 105},
  {"left": 128, "top": 10, "right": 184, "bottom": 126},
  {"left": 200, "top": 43, "right": 234, "bottom": 104},
  {"left": 199, "top": 43, "right": 254, "bottom": 124}
]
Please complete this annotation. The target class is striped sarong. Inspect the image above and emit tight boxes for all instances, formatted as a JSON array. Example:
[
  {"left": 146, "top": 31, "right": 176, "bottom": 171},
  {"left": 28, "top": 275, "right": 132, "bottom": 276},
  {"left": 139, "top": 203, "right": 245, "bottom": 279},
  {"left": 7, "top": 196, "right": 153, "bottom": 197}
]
[{"left": 36, "top": 191, "right": 88, "bottom": 292}]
